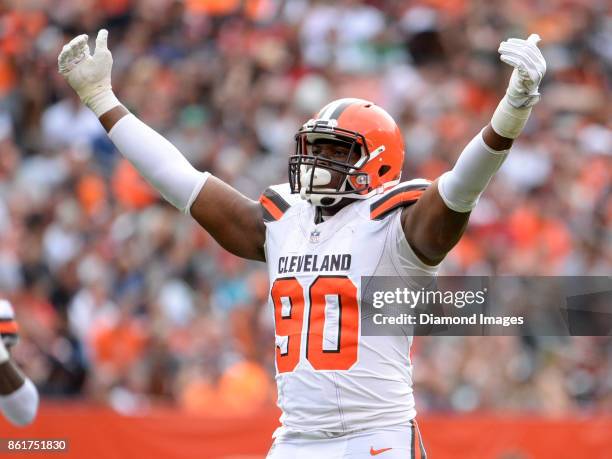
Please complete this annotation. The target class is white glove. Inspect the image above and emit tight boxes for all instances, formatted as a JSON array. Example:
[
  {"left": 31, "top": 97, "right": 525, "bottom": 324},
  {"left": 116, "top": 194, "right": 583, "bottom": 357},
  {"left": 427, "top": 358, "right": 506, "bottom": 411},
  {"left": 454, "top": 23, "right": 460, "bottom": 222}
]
[
  {"left": 491, "top": 34, "right": 546, "bottom": 139},
  {"left": 57, "top": 29, "right": 120, "bottom": 117},
  {"left": 499, "top": 34, "right": 547, "bottom": 108}
]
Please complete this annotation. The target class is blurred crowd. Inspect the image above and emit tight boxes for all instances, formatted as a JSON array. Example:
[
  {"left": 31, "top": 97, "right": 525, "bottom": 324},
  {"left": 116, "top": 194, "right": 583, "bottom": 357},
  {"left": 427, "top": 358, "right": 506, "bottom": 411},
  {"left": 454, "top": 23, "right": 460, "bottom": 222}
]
[{"left": 0, "top": 0, "right": 610, "bottom": 416}]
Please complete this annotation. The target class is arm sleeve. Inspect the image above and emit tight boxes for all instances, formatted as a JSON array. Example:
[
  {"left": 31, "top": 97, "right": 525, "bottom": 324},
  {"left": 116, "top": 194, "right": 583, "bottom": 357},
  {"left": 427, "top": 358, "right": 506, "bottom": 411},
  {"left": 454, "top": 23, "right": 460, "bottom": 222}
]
[
  {"left": 437, "top": 129, "right": 509, "bottom": 213},
  {"left": 0, "top": 378, "right": 39, "bottom": 426},
  {"left": 108, "top": 114, "right": 210, "bottom": 214}
]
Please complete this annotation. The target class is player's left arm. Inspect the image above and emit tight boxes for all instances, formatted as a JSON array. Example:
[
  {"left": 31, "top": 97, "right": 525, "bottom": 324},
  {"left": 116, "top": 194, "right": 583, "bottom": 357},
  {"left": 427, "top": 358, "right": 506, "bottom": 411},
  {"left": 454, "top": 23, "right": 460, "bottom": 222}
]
[
  {"left": 402, "top": 34, "right": 547, "bottom": 265},
  {"left": 0, "top": 301, "right": 39, "bottom": 427}
]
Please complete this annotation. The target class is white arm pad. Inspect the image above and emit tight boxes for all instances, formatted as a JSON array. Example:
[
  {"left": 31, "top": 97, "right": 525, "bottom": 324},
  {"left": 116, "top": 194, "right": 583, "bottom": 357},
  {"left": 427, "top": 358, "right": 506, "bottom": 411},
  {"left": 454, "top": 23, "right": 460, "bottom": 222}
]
[
  {"left": 438, "top": 129, "right": 509, "bottom": 213},
  {"left": 0, "top": 378, "right": 39, "bottom": 426},
  {"left": 108, "top": 114, "right": 210, "bottom": 214}
]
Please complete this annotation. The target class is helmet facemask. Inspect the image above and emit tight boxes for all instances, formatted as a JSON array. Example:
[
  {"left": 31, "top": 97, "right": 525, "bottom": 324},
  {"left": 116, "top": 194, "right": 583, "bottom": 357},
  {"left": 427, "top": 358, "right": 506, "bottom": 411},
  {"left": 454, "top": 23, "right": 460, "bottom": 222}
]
[{"left": 289, "top": 121, "right": 371, "bottom": 207}]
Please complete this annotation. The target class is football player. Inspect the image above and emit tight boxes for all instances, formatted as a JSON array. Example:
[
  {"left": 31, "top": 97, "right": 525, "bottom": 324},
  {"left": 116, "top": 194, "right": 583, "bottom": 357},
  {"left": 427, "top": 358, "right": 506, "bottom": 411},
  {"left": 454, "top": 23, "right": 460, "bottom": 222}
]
[
  {"left": 0, "top": 299, "right": 39, "bottom": 426},
  {"left": 58, "top": 30, "right": 545, "bottom": 458}
]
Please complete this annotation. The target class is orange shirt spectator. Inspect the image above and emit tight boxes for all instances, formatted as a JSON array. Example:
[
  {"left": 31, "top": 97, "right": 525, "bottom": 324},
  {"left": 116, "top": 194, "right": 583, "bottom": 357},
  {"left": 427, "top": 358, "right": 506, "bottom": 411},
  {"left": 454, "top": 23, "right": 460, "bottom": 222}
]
[{"left": 92, "top": 316, "right": 147, "bottom": 376}]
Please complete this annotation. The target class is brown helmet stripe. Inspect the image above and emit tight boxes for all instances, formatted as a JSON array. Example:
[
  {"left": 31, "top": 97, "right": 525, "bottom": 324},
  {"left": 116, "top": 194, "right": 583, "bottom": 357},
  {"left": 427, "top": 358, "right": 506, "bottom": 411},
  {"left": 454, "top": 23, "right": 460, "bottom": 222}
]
[
  {"left": 317, "top": 98, "right": 362, "bottom": 121},
  {"left": 329, "top": 99, "right": 355, "bottom": 121}
]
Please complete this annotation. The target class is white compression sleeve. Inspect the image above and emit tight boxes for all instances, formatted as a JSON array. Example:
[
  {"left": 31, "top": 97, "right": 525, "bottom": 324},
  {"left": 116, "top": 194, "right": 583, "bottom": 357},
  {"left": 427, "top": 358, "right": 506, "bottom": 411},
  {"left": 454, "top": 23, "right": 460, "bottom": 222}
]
[
  {"left": 438, "top": 129, "right": 509, "bottom": 213},
  {"left": 0, "top": 378, "right": 39, "bottom": 426},
  {"left": 108, "top": 114, "right": 210, "bottom": 214}
]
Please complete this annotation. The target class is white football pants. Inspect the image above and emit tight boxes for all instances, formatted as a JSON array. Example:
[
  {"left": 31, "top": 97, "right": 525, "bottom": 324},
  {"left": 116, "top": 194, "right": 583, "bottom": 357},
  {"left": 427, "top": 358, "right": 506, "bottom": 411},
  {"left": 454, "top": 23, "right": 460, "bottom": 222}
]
[{"left": 266, "top": 420, "right": 426, "bottom": 459}]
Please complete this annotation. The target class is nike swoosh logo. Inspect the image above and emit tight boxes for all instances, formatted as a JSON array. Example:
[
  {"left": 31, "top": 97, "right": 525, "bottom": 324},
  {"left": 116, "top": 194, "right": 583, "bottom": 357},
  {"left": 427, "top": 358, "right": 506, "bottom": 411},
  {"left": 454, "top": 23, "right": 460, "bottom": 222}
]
[{"left": 370, "top": 446, "right": 393, "bottom": 456}]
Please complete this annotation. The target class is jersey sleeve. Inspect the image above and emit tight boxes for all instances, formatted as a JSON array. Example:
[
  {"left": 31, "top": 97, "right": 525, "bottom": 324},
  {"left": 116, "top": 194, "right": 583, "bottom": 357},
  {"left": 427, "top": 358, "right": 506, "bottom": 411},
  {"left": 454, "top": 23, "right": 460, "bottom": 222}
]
[
  {"left": 369, "top": 179, "right": 430, "bottom": 220},
  {"left": 259, "top": 183, "right": 301, "bottom": 223},
  {"left": 376, "top": 179, "right": 440, "bottom": 276}
]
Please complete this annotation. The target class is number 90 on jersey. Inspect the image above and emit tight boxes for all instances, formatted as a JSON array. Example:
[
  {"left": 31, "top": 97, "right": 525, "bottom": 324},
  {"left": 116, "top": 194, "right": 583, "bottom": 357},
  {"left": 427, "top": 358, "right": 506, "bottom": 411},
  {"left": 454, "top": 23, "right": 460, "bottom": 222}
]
[{"left": 271, "top": 276, "right": 359, "bottom": 373}]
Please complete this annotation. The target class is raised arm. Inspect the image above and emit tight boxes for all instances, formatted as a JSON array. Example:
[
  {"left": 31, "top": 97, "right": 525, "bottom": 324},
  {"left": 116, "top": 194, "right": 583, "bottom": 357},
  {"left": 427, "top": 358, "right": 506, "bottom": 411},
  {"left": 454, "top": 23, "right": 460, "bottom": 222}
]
[
  {"left": 402, "top": 34, "right": 547, "bottom": 265},
  {"left": 58, "top": 30, "right": 266, "bottom": 261}
]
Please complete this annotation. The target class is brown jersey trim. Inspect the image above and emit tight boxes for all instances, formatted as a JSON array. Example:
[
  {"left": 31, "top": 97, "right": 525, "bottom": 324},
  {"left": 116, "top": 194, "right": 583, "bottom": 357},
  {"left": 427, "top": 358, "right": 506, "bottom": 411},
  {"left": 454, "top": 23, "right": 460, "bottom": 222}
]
[
  {"left": 260, "top": 188, "right": 291, "bottom": 222},
  {"left": 370, "top": 183, "right": 428, "bottom": 220}
]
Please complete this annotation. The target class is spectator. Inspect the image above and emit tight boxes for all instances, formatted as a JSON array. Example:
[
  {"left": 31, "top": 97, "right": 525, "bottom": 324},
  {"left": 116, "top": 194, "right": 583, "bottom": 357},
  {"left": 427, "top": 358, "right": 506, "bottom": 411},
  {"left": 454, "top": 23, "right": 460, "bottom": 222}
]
[{"left": 0, "top": 0, "right": 609, "bottom": 414}]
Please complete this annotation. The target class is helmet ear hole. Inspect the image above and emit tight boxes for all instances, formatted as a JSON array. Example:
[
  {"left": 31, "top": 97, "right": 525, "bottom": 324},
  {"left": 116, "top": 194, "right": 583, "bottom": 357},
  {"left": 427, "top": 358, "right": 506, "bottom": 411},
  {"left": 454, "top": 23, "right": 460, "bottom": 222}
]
[{"left": 378, "top": 165, "right": 391, "bottom": 177}]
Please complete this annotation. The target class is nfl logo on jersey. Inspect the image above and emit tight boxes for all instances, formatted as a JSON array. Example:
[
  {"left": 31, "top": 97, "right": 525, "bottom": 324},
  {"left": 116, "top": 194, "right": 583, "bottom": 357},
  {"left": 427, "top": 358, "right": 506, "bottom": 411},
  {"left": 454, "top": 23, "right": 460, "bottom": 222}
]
[{"left": 310, "top": 229, "right": 321, "bottom": 243}]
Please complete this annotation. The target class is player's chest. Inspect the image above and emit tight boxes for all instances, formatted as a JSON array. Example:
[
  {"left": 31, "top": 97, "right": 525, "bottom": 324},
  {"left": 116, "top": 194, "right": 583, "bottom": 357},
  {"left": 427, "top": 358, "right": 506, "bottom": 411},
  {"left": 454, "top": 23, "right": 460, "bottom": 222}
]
[
  {"left": 266, "top": 213, "right": 392, "bottom": 373},
  {"left": 267, "top": 215, "right": 388, "bottom": 282}
]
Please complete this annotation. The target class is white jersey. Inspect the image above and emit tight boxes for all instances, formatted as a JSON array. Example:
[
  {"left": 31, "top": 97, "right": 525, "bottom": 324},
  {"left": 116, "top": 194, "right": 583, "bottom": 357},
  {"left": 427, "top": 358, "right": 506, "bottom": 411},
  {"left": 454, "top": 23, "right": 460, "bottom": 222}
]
[{"left": 260, "top": 180, "right": 439, "bottom": 436}]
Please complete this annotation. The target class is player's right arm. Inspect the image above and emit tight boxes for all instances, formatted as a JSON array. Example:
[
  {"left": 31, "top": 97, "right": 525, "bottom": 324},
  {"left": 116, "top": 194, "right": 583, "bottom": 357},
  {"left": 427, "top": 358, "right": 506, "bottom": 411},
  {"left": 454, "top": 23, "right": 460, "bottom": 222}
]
[{"left": 58, "top": 30, "right": 266, "bottom": 262}]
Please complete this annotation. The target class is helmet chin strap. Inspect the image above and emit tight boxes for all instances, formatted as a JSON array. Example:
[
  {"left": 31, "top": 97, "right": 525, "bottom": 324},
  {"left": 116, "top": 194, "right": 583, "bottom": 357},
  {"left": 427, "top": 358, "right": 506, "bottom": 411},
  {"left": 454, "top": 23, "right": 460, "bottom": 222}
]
[{"left": 307, "top": 193, "right": 343, "bottom": 207}]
